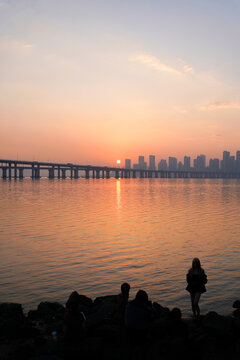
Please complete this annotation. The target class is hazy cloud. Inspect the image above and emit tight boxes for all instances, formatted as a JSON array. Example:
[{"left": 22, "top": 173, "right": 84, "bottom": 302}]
[
  {"left": 202, "top": 101, "right": 240, "bottom": 110},
  {"left": 131, "top": 53, "right": 182, "bottom": 76},
  {"left": 0, "top": 37, "right": 35, "bottom": 52},
  {"left": 178, "top": 58, "right": 194, "bottom": 74},
  {"left": 183, "top": 65, "right": 193, "bottom": 73}
]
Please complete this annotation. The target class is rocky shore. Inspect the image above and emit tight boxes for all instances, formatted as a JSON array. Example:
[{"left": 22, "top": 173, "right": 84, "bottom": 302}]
[{"left": 1, "top": 293, "right": 240, "bottom": 360}]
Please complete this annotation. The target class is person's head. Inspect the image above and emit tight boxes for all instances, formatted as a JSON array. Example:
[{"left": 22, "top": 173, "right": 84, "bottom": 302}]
[
  {"left": 170, "top": 307, "right": 182, "bottom": 321},
  {"left": 135, "top": 290, "right": 148, "bottom": 304},
  {"left": 121, "top": 282, "right": 130, "bottom": 297},
  {"left": 192, "top": 257, "right": 201, "bottom": 270}
]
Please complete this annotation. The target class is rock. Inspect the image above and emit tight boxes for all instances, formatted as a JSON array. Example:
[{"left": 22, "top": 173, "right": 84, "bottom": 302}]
[
  {"left": 93, "top": 295, "right": 117, "bottom": 306},
  {"left": 78, "top": 294, "right": 93, "bottom": 307},
  {"left": 36, "top": 302, "right": 65, "bottom": 324},
  {"left": 0, "top": 302, "right": 24, "bottom": 320},
  {"left": 0, "top": 302, "right": 32, "bottom": 338},
  {"left": 29, "top": 356, "right": 63, "bottom": 360},
  {"left": 152, "top": 302, "right": 170, "bottom": 316},
  {"left": 233, "top": 308, "right": 240, "bottom": 318},
  {"left": 66, "top": 292, "right": 93, "bottom": 316},
  {"left": 201, "top": 311, "right": 234, "bottom": 335},
  {"left": 86, "top": 295, "right": 118, "bottom": 330},
  {"left": 233, "top": 300, "right": 240, "bottom": 309},
  {"left": 28, "top": 309, "right": 40, "bottom": 320}
]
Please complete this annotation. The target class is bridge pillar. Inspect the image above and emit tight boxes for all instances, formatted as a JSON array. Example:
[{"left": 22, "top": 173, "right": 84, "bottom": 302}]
[
  {"left": 31, "top": 165, "right": 35, "bottom": 179},
  {"left": 48, "top": 167, "right": 55, "bottom": 179},
  {"left": 14, "top": 164, "right": 17, "bottom": 178},
  {"left": 96, "top": 170, "right": 100, "bottom": 179},
  {"left": 102, "top": 170, "right": 105, "bottom": 179},
  {"left": 58, "top": 167, "right": 61, "bottom": 179},
  {"left": 85, "top": 169, "right": 89, "bottom": 179},
  {"left": 70, "top": 168, "right": 73, "bottom": 179},
  {"left": 35, "top": 166, "right": 40, "bottom": 179},
  {"left": 140, "top": 171, "right": 144, "bottom": 178},
  {"left": 115, "top": 170, "right": 119, "bottom": 179},
  {"left": 92, "top": 170, "right": 95, "bottom": 179},
  {"left": 106, "top": 170, "right": 110, "bottom": 179},
  {"left": 8, "top": 163, "right": 12, "bottom": 179},
  {"left": 19, "top": 168, "right": 24, "bottom": 179},
  {"left": 132, "top": 171, "right": 136, "bottom": 178},
  {"left": 2, "top": 167, "right": 7, "bottom": 178},
  {"left": 61, "top": 169, "right": 66, "bottom": 179},
  {"left": 74, "top": 168, "right": 78, "bottom": 179}
]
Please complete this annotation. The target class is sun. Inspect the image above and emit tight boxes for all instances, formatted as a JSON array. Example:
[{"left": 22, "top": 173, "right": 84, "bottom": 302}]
[{"left": 116, "top": 160, "right": 121, "bottom": 164}]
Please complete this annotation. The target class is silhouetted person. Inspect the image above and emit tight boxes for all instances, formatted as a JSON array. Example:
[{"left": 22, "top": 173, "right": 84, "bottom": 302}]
[
  {"left": 63, "top": 291, "right": 86, "bottom": 342},
  {"left": 117, "top": 282, "right": 130, "bottom": 322},
  {"left": 125, "top": 290, "right": 152, "bottom": 344},
  {"left": 186, "top": 258, "right": 208, "bottom": 318}
]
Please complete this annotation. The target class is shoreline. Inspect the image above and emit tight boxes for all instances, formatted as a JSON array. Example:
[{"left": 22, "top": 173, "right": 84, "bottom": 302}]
[{"left": 1, "top": 292, "right": 240, "bottom": 360}]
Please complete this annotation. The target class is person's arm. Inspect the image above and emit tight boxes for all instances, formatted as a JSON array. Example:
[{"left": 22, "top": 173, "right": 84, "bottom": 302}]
[{"left": 202, "top": 270, "right": 208, "bottom": 284}]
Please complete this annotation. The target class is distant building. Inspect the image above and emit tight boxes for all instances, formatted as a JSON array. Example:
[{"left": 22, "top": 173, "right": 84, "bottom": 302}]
[
  {"left": 158, "top": 159, "right": 167, "bottom": 170},
  {"left": 194, "top": 154, "right": 206, "bottom": 171},
  {"left": 149, "top": 155, "right": 156, "bottom": 170},
  {"left": 184, "top": 156, "right": 191, "bottom": 170},
  {"left": 125, "top": 159, "right": 131, "bottom": 169},
  {"left": 236, "top": 151, "right": 240, "bottom": 172},
  {"left": 178, "top": 161, "right": 183, "bottom": 171},
  {"left": 222, "top": 151, "right": 230, "bottom": 171},
  {"left": 168, "top": 157, "right": 177, "bottom": 170},
  {"left": 209, "top": 158, "right": 220, "bottom": 171},
  {"left": 138, "top": 156, "right": 147, "bottom": 170}
]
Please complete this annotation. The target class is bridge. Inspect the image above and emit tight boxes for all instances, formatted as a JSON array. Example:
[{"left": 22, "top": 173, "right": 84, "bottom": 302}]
[{"left": 0, "top": 159, "right": 240, "bottom": 179}]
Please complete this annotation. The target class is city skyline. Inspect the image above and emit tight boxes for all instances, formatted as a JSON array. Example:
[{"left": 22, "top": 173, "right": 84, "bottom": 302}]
[{"left": 124, "top": 149, "right": 240, "bottom": 172}]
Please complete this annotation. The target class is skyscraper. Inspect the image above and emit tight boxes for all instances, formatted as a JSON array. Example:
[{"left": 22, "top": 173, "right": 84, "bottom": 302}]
[
  {"left": 125, "top": 159, "right": 131, "bottom": 169},
  {"left": 209, "top": 158, "right": 219, "bottom": 171},
  {"left": 194, "top": 154, "right": 206, "bottom": 171},
  {"left": 184, "top": 156, "right": 191, "bottom": 170},
  {"left": 222, "top": 151, "right": 230, "bottom": 171},
  {"left": 158, "top": 160, "right": 167, "bottom": 170},
  {"left": 138, "top": 156, "right": 147, "bottom": 170},
  {"left": 149, "top": 155, "right": 156, "bottom": 170},
  {"left": 168, "top": 157, "right": 177, "bottom": 170}
]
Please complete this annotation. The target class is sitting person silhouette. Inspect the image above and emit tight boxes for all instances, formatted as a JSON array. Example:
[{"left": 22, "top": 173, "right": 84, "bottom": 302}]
[
  {"left": 125, "top": 289, "right": 152, "bottom": 343},
  {"left": 63, "top": 291, "right": 86, "bottom": 342},
  {"left": 186, "top": 257, "right": 208, "bottom": 318}
]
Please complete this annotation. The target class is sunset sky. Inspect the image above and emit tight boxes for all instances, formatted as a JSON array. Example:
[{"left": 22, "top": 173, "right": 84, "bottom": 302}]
[{"left": 1, "top": 0, "right": 240, "bottom": 166}]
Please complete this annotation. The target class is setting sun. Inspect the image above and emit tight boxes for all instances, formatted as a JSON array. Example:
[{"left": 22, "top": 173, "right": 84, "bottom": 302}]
[{"left": 116, "top": 160, "right": 121, "bottom": 164}]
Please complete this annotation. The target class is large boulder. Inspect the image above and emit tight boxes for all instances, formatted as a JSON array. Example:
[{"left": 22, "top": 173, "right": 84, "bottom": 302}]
[
  {"left": 36, "top": 302, "right": 65, "bottom": 323},
  {"left": 201, "top": 311, "right": 234, "bottom": 336},
  {"left": 233, "top": 300, "right": 240, "bottom": 309},
  {"left": 0, "top": 302, "right": 31, "bottom": 338},
  {"left": 87, "top": 295, "right": 118, "bottom": 330},
  {"left": 66, "top": 291, "right": 93, "bottom": 315}
]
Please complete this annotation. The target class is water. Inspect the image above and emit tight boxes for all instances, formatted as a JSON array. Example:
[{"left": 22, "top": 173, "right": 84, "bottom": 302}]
[{"left": 0, "top": 178, "right": 240, "bottom": 317}]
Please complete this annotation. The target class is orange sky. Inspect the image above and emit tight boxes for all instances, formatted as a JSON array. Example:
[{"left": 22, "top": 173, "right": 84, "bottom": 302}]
[{"left": 1, "top": 0, "right": 240, "bottom": 166}]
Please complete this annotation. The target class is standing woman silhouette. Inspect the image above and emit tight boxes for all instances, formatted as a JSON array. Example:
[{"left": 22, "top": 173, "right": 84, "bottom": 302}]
[{"left": 186, "top": 258, "right": 208, "bottom": 318}]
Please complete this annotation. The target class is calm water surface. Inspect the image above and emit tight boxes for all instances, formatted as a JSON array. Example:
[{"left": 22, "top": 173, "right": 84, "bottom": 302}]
[{"left": 1, "top": 178, "right": 240, "bottom": 316}]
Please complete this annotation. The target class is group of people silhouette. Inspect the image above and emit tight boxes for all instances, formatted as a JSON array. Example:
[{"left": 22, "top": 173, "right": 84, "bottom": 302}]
[
  {"left": 117, "top": 257, "right": 207, "bottom": 341},
  {"left": 63, "top": 257, "right": 207, "bottom": 343}
]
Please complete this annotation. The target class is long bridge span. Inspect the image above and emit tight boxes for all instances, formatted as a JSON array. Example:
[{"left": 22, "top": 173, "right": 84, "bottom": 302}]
[{"left": 0, "top": 159, "right": 240, "bottom": 179}]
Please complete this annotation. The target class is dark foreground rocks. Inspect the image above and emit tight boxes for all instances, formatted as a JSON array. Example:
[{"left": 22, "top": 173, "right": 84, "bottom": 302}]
[{"left": 1, "top": 295, "right": 240, "bottom": 360}]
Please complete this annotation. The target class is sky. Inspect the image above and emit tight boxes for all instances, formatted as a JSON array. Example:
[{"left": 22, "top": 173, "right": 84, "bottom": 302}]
[{"left": 1, "top": 0, "right": 240, "bottom": 166}]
